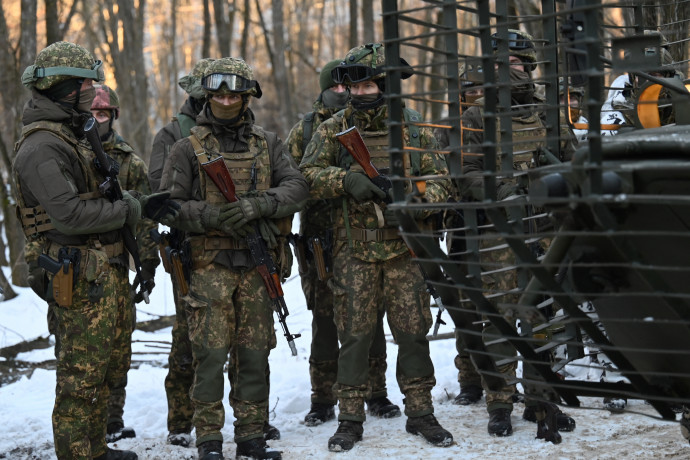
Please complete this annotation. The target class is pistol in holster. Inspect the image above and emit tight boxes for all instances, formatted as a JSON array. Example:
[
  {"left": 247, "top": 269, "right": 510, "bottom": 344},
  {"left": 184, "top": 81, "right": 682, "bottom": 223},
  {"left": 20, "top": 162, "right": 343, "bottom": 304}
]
[
  {"left": 39, "top": 247, "right": 80, "bottom": 307},
  {"left": 151, "top": 229, "right": 173, "bottom": 274},
  {"left": 309, "top": 231, "right": 333, "bottom": 281},
  {"left": 166, "top": 246, "right": 190, "bottom": 296}
]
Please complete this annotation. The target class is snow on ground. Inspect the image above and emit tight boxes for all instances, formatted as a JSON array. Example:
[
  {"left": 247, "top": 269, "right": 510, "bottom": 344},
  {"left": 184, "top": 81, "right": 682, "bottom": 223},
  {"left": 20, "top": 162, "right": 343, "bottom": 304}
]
[{"left": 1, "top": 240, "right": 689, "bottom": 459}]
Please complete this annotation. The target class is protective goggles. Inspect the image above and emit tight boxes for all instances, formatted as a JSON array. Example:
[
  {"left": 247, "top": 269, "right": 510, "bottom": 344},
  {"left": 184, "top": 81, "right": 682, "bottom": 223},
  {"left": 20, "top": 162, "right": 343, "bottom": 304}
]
[
  {"left": 202, "top": 73, "right": 256, "bottom": 92},
  {"left": 491, "top": 32, "right": 533, "bottom": 51},
  {"left": 331, "top": 64, "right": 381, "bottom": 84}
]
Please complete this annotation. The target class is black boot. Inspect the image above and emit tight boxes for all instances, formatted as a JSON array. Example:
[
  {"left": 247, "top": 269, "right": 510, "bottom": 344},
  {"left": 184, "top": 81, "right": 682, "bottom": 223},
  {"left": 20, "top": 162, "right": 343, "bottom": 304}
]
[
  {"left": 452, "top": 384, "right": 483, "bottom": 405},
  {"left": 167, "top": 429, "right": 192, "bottom": 447},
  {"left": 523, "top": 405, "right": 576, "bottom": 432},
  {"left": 106, "top": 421, "right": 136, "bottom": 443},
  {"left": 236, "top": 438, "right": 282, "bottom": 460},
  {"left": 327, "top": 421, "right": 363, "bottom": 452},
  {"left": 405, "top": 414, "right": 453, "bottom": 447},
  {"left": 487, "top": 408, "right": 513, "bottom": 437},
  {"left": 93, "top": 448, "right": 138, "bottom": 460},
  {"left": 197, "top": 440, "right": 224, "bottom": 460},
  {"left": 366, "top": 396, "right": 401, "bottom": 418},
  {"left": 304, "top": 403, "right": 336, "bottom": 426},
  {"left": 263, "top": 422, "right": 281, "bottom": 441}
]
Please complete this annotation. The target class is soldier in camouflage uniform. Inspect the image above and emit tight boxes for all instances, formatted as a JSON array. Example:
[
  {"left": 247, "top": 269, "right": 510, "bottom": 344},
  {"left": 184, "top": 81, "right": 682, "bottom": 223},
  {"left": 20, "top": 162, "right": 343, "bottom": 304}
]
[
  {"left": 300, "top": 43, "right": 453, "bottom": 452},
  {"left": 459, "top": 29, "right": 575, "bottom": 436},
  {"left": 90, "top": 83, "right": 160, "bottom": 443},
  {"left": 159, "top": 57, "right": 308, "bottom": 460},
  {"left": 287, "top": 59, "right": 401, "bottom": 427},
  {"left": 149, "top": 57, "right": 214, "bottom": 448},
  {"left": 14, "top": 41, "right": 177, "bottom": 460}
]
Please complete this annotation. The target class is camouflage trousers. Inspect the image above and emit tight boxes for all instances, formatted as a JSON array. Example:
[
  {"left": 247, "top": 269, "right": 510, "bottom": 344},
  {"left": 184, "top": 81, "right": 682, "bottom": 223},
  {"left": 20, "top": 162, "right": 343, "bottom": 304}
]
[
  {"left": 330, "top": 249, "right": 435, "bottom": 422},
  {"left": 164, "top": 275, "right": 195, "bottom": 434},
  {"left": 52, "top": 264, "right": 131, "bottom": 460},
  {"left": 300, "top": 257, "right": 389, "bottom": 405},
  {"left": 49, "top": 291, "right": 135, "bottom": 429},
  {"left": 186, "top": 262, "right": 277, "bottom": 445}
]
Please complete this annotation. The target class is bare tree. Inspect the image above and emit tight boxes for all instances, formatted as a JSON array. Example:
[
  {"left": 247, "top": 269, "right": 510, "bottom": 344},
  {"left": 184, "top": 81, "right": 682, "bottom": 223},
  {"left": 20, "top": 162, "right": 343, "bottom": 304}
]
[
  {"left": 45, "top": 0, "right": 80, "bottom": 43},
  {"left": 213, "top": 0, "right": 231, "bottom": 56},
  {"left": 203, "top": 0, "right": 211, "bottom": 58},
  {"left": 362, "top": 0, "right": 375, "bottom": 43},
  {"left": 240, "top": 0, "right": 250, "bottom": 59}
]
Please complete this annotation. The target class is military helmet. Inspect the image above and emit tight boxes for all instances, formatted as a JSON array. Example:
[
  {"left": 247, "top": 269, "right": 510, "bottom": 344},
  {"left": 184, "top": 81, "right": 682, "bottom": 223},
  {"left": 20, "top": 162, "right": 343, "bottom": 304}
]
[
  {"left": 460, "top": 60, "right": 484, "bottom": 88},
  {"left": 331, "top": 43, "right": 413, "bottom": 84},
  {"left": 22, "top": 41, "right": 104, "bottom": 90},
  {"left": 178, "top": 58, "right": 216, "bottom": 99},
  {"left": 201, "top": 57, "right": 262, "bottom": 98},
  {"left": 319, "top": 59, "right": 343, "bottom": 92},
  {"left": 491, "top": 29, "right": 537, "bottom": 71},
  {"left": 91, "top": 84, "right": 120, "bottom": 119}
]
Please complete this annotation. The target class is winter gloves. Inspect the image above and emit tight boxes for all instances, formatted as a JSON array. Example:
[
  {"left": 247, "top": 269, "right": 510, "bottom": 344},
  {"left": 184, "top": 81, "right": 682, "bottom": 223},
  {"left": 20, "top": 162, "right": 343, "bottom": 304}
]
[{"left": 343, "top": 171, "right": 386, "bottom": 202}]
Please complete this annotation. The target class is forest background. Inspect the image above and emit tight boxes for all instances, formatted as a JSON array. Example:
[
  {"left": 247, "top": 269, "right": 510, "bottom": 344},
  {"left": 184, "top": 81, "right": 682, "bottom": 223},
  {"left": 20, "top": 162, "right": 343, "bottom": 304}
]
[{"left": 0, "top": 0, "right": 688, "bottom": 300}]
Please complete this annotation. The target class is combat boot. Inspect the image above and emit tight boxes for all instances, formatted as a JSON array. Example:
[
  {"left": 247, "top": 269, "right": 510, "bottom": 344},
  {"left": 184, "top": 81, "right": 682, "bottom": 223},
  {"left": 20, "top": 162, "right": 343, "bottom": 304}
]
[
  {"left": 523, "top": 405, "right": 576, "bottom": 432},
  {"left": 197, "top": 440, "right": 223, "bottom": 460},
  {"left": 366, "top": 396, "right": 401, "bottom": 418},
  {"left": 405, "top": 414, "right": 453, "bottom": 447},
  {"left": 235, "top": 438, "right": 282, "bottom": 459},
  {"left": 167, "top": 429, "right": 192, "bottom": 447},
  {"left": 93, "top": 448, "right": 138, "bottom": 460},
  {"left": 263, "top": 422, "right": 281, "bottom": 441},
  {"left": 106, "top": 421, "right": 136, "bottom": 443},
  {"left": 452, "top": 384, "right": 483, "bottom": 405},
  {"left": 304, "top": 403, "right": 336, "bottom": 426},
  {"left": 327, "top": 420, "right": 363, "bottom": 452},
  {"left": 487, "top": 408, "right": 513, "bottom": 436},
  {"left": 603, "top": 396, "right": 627, "bottom": 412}
]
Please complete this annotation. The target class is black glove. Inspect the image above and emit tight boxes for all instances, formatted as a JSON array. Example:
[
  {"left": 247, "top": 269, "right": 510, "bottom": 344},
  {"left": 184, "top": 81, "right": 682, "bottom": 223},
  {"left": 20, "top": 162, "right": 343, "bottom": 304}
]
[
  {"left": 132, "top": 259, "right": 158, "bottom": 304},
  {"left": 140, "top": 192, "right": 181, "bottom": 222}
]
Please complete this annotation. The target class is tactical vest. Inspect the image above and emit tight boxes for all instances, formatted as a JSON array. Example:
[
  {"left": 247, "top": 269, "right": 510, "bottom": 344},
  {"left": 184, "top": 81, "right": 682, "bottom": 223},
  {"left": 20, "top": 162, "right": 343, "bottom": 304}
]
[
  {"left": 102, "top": 131, "right": 134, "bottom": 188},
  {"left": 185, "top": 124, "right": 275, "bottom": 268},
  {"left": 14, "top": 121, "right": 103, "bottom": 239}
]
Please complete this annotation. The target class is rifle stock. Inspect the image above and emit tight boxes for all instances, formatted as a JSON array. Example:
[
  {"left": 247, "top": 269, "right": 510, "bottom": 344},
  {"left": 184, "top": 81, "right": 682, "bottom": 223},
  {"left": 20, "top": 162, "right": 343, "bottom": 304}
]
[
  {"left": 83, "top": 117, "right": 152, "bottom": 304},
  {"left": 200, "top": 155, "right": 301, "bottom": 355}
]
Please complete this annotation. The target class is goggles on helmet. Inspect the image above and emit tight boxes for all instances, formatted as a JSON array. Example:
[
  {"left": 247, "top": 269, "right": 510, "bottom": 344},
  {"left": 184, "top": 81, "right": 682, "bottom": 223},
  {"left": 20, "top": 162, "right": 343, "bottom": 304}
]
[
  {"left": 331, "top": 64, "right": 382, "bottom": 84},
  {"left": 202, "top": 73, "right": 256, "bottom": 92},
  {"left": 491, "top": 32, "right": 533, "bottom": 51}
]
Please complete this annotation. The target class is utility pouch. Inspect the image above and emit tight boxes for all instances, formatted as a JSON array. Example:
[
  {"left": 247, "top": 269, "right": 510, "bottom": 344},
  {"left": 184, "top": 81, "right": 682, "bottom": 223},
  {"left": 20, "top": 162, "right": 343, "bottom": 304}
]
[
  {"left": 168, "top": 247, "right": 190, "bottom": 296},
  {"left": 310, "top": 236, "right": 332, "bottom": 281}
]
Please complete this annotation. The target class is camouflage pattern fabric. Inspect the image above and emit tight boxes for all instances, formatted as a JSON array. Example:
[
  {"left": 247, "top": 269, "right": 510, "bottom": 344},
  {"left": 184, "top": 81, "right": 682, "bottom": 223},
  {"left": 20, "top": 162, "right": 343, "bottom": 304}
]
[
  {"left": 52, "top": 265, "right": 130, "bottom": 459},
  {"left": 454, "top": 330, "right": 482, "bottom": 387},
  {"left": 287, "top": 100, "right": 391, "bottom": 406},
  {"left": 185, "top": 262, "right": 277, "bottom": 444},
  {"left": 329, "top": 249, "right": 435, "bottom": 421}
]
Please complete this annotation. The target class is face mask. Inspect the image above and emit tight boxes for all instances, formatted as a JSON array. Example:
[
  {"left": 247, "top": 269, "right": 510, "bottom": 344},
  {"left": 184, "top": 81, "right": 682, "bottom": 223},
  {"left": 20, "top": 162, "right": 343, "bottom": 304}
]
[
  {"left": 209, "top": 97, "right": 244, "bottom": 121},
  {"left": 61, "top": 86, "right": 96, "bottom": 114},
  {"left": 97, "top": 119, "right": 111, "bottom": 140},
  {"left": 509, "top": 68, "right": 534, "bottom": 104},
  {"left": 351, "top": 92, "right": 384, "bottom": 110},
  {"left": 322, "top": 88, "right": 349, "bottom": 109}
]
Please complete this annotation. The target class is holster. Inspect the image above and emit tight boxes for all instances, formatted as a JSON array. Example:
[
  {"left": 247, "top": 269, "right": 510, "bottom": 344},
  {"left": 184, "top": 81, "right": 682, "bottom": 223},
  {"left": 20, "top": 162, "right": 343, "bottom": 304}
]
[
  {"left": 158, "top": 235, "right": 172, "bottom": 274},
  {"left": 51, "top": 248, "right": 80, "bottom": 307},
  {"left": 290, "top": 234, "right": 309, "bottom": 275}
]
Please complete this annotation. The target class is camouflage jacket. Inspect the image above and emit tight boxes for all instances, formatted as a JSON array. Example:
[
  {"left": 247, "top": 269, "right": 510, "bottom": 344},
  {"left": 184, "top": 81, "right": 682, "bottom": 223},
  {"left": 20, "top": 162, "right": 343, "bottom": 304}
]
[
  {"left": 286, "top": 99, "right": 340, "bottom": 236},
  {"left": 13, "top": 90, "right": 128, "bottom": 248},
  {"left": 101, "top": 129, "right": 159, "bottom": 264},
  {"left": 300, "top": 104, "right": 450, "bottom": 262}
]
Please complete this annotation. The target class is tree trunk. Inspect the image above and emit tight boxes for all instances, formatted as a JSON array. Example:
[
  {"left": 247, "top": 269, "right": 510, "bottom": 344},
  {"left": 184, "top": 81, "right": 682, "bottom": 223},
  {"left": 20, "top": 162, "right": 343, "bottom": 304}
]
[
  {"left": 362, "top": 0, "right": 375, "bottom": 43},
  {"left": 349, "top": 0, "right": 358, "bottom": 48},
  {"left": 213, "top": 0, "right": 230, "bottom": 56},
  {"left": 202, "top": 0, "right": 211, "bottom": 58},
  {"left": 270, "top": 0, "right": 295, "bottom": 131},
  {"left": 240, "top": 0, "right": 250, "bottom": 59},
  {"left": 45, "top": 0, "right": 60, "bottom": 44}
]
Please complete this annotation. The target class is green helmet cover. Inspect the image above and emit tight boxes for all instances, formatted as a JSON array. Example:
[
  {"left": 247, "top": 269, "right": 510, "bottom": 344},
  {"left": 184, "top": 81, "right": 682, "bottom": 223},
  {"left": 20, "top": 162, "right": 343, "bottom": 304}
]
[
  {"left": 22, "top": 41, "right": 104, "bottom": 90},
  {"left": 178, "top": 58, "right": 216, "bottom": 99}
]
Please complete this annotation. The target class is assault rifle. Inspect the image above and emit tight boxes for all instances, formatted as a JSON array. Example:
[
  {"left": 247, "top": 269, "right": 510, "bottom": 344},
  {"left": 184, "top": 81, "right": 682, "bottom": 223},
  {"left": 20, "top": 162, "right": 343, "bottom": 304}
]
[
  {"left": 83, "top": 117, "right": 153, "bottom": 304},
  {"left": 336, "top": 126, "right": 447, "bottom": 335},
  {"left": 200, "top": 156, "right": 301, "bottom": 356}
]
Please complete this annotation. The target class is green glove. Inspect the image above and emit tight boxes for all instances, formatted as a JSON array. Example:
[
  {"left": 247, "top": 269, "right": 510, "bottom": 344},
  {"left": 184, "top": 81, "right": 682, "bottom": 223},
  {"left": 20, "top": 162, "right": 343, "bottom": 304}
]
[
  {"left": 139, "top": 192, "right": 181, "bottom": 222},
  {"left": 255, "top": 218, "right": 280, "bottom": 249},
  {"left": 202, "top": 205, "right": 223, "bottom": 230},
  {"left": 343, "top": 171, "right": 386, "bottom": 202},
  {"left": 223, "top": 195, "right": 275, "bottom": 230},
  {"left": 121, "top": 191, "right": 141, "bottom": 230}
]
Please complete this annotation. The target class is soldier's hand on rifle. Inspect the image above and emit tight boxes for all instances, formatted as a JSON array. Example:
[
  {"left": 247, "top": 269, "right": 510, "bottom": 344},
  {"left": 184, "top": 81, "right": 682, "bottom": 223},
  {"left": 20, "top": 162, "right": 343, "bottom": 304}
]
[
  {"left": 224, "top": 195, "right": 275, "bottom": 229},
  {"left": 121, "top": 191, "right": 142, "bottom": 231},
  {"left": 132, "top": 259, "right": 158, "bottom": 304},
  {"left": 343, "top": 171, "right": 387, "bottom": 202},
  {"left": 139, "top": 192, "right": 181, "bottom": 222}
]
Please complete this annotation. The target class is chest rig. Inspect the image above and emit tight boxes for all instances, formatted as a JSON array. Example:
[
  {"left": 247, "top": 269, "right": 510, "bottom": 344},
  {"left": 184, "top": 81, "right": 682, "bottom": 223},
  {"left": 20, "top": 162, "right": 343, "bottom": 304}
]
[{"left": 14, "top": 121, "right": 103, "bottom": 239}]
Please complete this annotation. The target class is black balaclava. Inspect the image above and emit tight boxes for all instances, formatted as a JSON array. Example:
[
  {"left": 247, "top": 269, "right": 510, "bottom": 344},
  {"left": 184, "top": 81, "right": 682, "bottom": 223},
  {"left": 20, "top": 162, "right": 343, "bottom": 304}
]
[
  {"left": 350, "top": 79, "right": 386, "bottom": 110},
  {"left": 509, "top": 67, "right": 535, "bottom": 105},
  {"left": 321, "top": 88, "right": 349, "bottom": 109}
]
